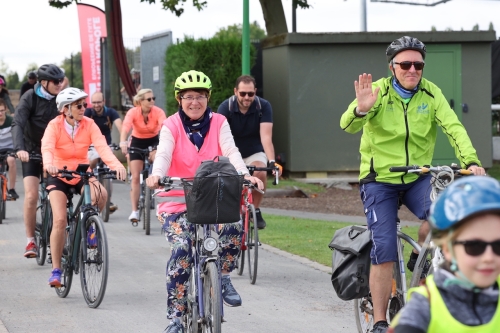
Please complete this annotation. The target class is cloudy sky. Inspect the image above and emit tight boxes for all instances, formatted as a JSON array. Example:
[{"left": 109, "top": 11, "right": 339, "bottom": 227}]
[{"left": 1, "top": 0, "right": 499, "bottom": 76}]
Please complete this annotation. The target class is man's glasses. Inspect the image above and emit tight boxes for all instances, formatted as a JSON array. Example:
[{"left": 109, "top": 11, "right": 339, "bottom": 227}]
[
  {"left": 394, "top": 61, "right": 425, "bottom": 71},
  {"left": 181, "top": 96, "right": 207, "bottom": 102},
  {"left": 51, "top": 79, "right": 64, "bottom": 85},
  {"left": 238, "top": 91, "right": 255, "bottom": 97},
  {"left": 73, "top": 102, "right": 88, "bottom": 110},
  {"left": 453, "top": 240, "right": 500, "bottom": 256},
  {"left": 143, "top": 97, "right": 156, "bottom": 102}
]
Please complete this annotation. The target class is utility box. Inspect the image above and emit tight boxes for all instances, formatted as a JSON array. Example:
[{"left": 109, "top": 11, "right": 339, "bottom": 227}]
[
  {"left": 140, "top": 30, "right": 173, "bottom": 113},
  {"left": 261, "top": 31, "right": 496, "bottom": 175}
]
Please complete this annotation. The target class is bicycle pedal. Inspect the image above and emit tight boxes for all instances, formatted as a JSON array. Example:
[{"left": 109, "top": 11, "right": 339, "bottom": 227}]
[{"left": 131, "top": 221, "right": 139, "bottom": 227}]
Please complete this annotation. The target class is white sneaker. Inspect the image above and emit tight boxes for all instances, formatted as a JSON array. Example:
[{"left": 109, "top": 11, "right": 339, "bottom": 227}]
[{"left": 129, "top": 211, "right": 139, "bottom": 222}]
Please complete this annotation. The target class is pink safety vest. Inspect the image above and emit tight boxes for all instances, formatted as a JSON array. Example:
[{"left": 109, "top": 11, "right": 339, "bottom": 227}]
[{"left": 156, "top": 112, "right": 225, "bottom": 214}]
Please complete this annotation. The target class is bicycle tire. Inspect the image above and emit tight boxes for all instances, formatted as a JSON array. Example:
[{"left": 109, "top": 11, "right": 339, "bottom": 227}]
[
  {"left": 185, "top": 268, "right": 201, "bottom": 333},
  {"left": 202, "top": 261, "right": 222, "bottom": 333},
  {"left": 237, "top": 204, "right": 249, "bottom": 276},
  {"left": 247, "top": 204, "right": 258, "bottom": 284},
  {"left": 100, "top": 177, "right": 111, "bottom": 222},
  {"left": 35, "top": 192, "right": 47, "bottom": 266},
  {"left": 0, "top": 178, "right": 3, "bottom": 224},
  {"left": 80, "top": 215, "right": 109, "bottom": 308},
  {"left": 1, "top": 186, "right": 5, "bottom": 220},
  {"left": 55, "top": 218, "right": 74, "bottom": 298},
  {"left": 144, "top": 186, "right": 151, "bottom": 235}
]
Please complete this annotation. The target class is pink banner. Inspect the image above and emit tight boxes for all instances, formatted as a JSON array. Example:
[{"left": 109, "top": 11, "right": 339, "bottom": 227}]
[{"left": 77, "top": 4, "right": 107, "bottom": 104}]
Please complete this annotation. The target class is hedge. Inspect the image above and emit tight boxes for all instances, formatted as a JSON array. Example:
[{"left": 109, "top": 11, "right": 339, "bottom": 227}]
[{"left": 164, "top": 36, "right": 256, "bottom": 115}]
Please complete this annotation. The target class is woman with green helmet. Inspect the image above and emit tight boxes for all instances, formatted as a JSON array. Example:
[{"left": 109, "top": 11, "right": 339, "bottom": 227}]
[
  {"left": 390, "top": 176, "right": 500, "bottom": 333},
  {"left": 146, "top": 70, "right": 263, "bottom": 333}
]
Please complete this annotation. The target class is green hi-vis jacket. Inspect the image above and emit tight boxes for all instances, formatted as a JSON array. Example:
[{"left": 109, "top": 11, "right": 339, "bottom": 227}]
[{"left": 340, "top": 77, "right": 481, "bottom": 184}]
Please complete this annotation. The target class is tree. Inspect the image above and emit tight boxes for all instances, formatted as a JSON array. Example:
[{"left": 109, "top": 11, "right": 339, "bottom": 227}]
[
  {"left": 60, "top": 53, "right": 83, "bottom": 88},
  {"left": 489, "top": 22, "right": 495, "bottom": 31},
  {"left": 214, "top": 21, "right": 266, "bottom": 40},
  {"left": 472, "top": 24, "right": 479, "bottom": 31},
  {"left": 6, "top": 73, "right": 20, "bottom": 90}
]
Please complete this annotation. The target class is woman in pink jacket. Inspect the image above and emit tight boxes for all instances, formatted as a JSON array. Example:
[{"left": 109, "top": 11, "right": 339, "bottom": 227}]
[
  {"left": 147, "top": 70, "right": 263, "bottom": 333},
  {"left": 42, "top": 88, "right": 127, "bottom": 288}
]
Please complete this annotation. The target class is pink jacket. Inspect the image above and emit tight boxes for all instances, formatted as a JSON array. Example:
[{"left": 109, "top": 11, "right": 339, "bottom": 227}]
[{"left": 42, "top": 115, "right": 123, "bottom": 185}]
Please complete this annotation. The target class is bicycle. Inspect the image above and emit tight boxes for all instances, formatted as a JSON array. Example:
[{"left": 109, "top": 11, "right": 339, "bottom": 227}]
[
  {"left": 155, "top": 175, "right": 242, "bottom": 333},
  {"left": 128, "top": 146, "right": 156, "bottom": 235},
  {"left": 52, "top": 164, "right": 115, "bottom": 308},
  {"left": 29, "top": 153, "right": 53, "bottom": 266},
  {"left": 0, "top": 150, "right": 16, "bottom": 224},
  {"left": 91, "top": 143, "right": 120, "bottom": 222},
  {"left": 353, "top": 164, "right": 471, "bottom": 333},
  {"left": 236, "top": 165, "right": 279, "bottom": 284}
]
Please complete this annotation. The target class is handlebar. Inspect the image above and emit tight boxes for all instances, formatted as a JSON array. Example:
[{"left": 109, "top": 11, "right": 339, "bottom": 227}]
[
  {"left": 243, "top": 179, "right": 265, "bottom": 194},
  {"left": 57, "top": 165, "right": 117, "bottom": 180},
  {"left": 246, "top": 165, "right": 280, "bottom": 185},
  {"left": 389, "top": 164, "right": 472, "bottom": 175}
]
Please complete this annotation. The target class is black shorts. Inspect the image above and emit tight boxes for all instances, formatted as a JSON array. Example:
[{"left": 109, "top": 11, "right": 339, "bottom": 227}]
[
  {"left": 129, "top": 136, "right": 159, "bottom": 161},
  {"left": 46, "top": 176, "right": 84, "bottom": 194},
  {"left": 22, "top": 159, "right": 43, "bottom": 178}
]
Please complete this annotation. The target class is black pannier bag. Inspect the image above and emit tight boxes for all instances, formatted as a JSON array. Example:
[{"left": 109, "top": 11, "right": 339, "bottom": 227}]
[
  {"left": 182, "top": 156, "right": 244, "bottom": 224},
  {"left": 328, "top": 225, "right": 372, "bottom": 301}
]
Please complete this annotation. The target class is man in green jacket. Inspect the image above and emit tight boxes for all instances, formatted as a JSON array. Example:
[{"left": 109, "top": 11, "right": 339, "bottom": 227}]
[{"left": 340, "top": 36, "right": 485, "bottom": 333}]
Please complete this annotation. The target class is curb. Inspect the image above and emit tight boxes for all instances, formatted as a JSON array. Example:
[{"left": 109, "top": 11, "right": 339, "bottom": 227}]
[{"left": 261, "top": 243, "right": 331, "bottom": 274}]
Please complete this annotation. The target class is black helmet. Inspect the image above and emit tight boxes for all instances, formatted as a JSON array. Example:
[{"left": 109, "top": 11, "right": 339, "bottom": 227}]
[
  {"left": 386, "top": 36, "right": 426, "bottom": 63},
  {"left": 27, "top": 71, "right": 37, "bottom": 79},
  {"left": 37, "top": 64, "right": 65, "bottom": 81}
]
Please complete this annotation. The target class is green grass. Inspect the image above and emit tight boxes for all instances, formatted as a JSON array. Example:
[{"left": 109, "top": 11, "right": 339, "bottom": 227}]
[
  {"left": 487, "top": 162, "right": 500, "bottom": 181},
  {"left": 259, "top": 213, "right": 420, "bottom": 281},
  {"left": 266, "top": 178, "right": 325, "bottom": 194}
]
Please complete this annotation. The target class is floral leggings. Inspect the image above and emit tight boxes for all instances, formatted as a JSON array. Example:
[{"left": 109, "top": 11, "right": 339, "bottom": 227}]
[{"left": 160, "top": 212, "right": 242, "bottom": 319}]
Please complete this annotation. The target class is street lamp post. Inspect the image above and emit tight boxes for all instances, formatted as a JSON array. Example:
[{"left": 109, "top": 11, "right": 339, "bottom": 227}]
[{"left": 242, "top": 0, "right": 250, "bottom": 75}]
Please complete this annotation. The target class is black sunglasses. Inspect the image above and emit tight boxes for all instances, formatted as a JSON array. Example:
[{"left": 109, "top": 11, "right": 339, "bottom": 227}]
[
  {"left": 74, "top": 102, "right": 88, "bottom": 110},
  {"left": 144, "top": 97, "right": 156, "bottom": 102},
  {"left": 51, "top": 78, "right": 64, "bottom": 85},
  {"left": 394, "top": 61, "right": 425, "bottom": 71},
  {"left": 453, "top": 240, "right": 500, "bottom": 256},
  {"left": 238, "top": 91, "right": 255, "bottom": 97}
]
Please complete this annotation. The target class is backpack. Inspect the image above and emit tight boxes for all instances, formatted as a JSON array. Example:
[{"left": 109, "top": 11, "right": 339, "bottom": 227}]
[
  {"left": 184, "top": 156, "right": 244, "bottom": 224},
  {"left": 328, "top": 225, "right": 372, "bottom": 301},
  {"left": 225, "top": 95, "right": 262, "bottom": 123}
]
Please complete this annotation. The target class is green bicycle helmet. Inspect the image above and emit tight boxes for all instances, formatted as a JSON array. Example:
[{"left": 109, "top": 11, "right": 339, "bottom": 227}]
[{"left": 174, "top": 70, "right": 212, "bottom": 98}]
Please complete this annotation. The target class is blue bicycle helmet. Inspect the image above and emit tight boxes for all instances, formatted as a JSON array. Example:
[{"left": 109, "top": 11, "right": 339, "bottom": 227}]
[{"left": 430, "top": 176, "right": 500, "bottom": 231}]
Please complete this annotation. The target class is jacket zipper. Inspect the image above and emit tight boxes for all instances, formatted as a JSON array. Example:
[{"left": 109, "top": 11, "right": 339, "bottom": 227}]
[{"left": 401, "top": 101, "right": 410, "bottom": 184}]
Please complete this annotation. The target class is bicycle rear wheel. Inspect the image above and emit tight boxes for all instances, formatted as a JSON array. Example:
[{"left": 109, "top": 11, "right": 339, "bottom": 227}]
[
  {"left": 0, "top": 177, "right": 3, "bottom": 224},
  {"left": 247, "top": 204, "right": 259, "bottom": 284},
  {"left": 55, "top": 220, "right": 74, "bottom": 298},
  {"left": 185, "top": 268, "right": 201, "bottom": 333},
  {"left": 35, "top": 195, "right": 51, "bottom": 266},
  {"left": 80, "top": 215, "right": 109, "bottom": 308},
  {"left": 100, "top": 177, "right": 111, "bottom": 222},
  {"left": 202, "top": 262, "right": 222, "bottom": 333},
  {"left": 144, "top": 186, "right": 151, "bottom": 235}
]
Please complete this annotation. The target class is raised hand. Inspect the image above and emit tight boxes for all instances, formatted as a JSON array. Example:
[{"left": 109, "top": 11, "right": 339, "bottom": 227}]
[{"left": 354, "top": 73, "right": 380, "bottom": 114}]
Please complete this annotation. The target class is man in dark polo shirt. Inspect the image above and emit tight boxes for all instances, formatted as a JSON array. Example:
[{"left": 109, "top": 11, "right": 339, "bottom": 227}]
[
  {"left": 217, "top": 75, "right": 281, "bottom": 229},
  {"left": 84, "top": 91, "right": 122, "bottom": 212}
]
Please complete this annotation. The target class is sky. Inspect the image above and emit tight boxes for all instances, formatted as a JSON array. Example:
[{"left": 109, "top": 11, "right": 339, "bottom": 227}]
[{"left": 1, "top": 0, "right": 499, "bottom": 77}]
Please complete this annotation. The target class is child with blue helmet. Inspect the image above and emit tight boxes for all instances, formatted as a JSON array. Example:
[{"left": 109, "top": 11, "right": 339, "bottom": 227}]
[{"left": 391, "top": 176, "right": 500, "bottom": 333}]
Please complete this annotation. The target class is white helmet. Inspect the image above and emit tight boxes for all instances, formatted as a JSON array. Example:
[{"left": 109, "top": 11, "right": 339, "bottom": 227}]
[{"left": 56, "top": 87, "right": 88, "bottom": 112}]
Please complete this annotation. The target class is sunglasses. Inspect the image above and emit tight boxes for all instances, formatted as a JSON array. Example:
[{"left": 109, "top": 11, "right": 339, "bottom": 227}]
[
  {"left": 73, "top": 102, "right": 88, "bottom": 110},
  {"left": 144, "top": 97, "right": 156, "bottom": 102},
  {"left": 453, "top": 240, "right": 500, "bottom": 256},
  {"left": 51, "top": 79, "right": 64, "bottom": 85},
  {"left": 238, "top": 91, "right": 255, "bottom": 97},
  {"left": 394, "top": 61, "right": 425, "bottom": 71}
]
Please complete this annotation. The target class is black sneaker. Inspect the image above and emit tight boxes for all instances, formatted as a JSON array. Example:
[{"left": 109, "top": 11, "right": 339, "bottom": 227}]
[
  {"left": 109, "top": 202, "right": 118, "bottom": 213},
  {"left": 163, "top": 318, "right": 184, "bottom": 333},
  {"left": 254, "top": 208, "right": 266, "bottom": 230},
  {"left": 221, "top": 275, "right": 242, "bottom": 307},
  {"left": 371, "top": 321, "right": 389, "bottom": 333},
  {"left": 407, "top": 253, "right": 430, "bottom": 279},
  {"left": 7, "top": 189, "right": 19, "bottom": 200}
]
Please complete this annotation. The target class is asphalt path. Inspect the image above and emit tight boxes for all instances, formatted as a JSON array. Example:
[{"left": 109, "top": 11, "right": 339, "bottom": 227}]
[{"left": 0, "top": 162, "right": 356, "bottom": 333}]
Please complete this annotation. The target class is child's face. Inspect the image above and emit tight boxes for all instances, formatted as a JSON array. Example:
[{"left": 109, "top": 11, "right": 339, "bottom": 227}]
[{"left": 443, "top": 214, "right": 500, "bottom": 288}]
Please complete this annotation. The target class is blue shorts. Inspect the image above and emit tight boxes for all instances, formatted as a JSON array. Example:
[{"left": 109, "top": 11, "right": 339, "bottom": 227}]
[{"left": 359, "top": 176, "right": 432, "bottom": 265}]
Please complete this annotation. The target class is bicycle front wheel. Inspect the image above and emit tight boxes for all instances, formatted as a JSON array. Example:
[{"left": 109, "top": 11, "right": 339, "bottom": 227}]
[
  {"left": 100, "top": 177, "right": 111, "bottom": 222},
  {"left": 80, "top": 215, "right": 109, "bottom": 308},
  {"left": 247, "top": 204, "right": 259, "bottom": 284},
  {"left": 0, "top": 177, "right": 4, "bottom": 224},
  {"left": 144, "top": 186, "right": 151, "bottom": 235},
  {"left": 35, "top": 194, "right": 50, "bottom": 266},
  {"left": 202, "top": 262, "right": 222, "bottom": 333},
  {"left": 237, "top": 206, "right": 248, "bottom": 276}
]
